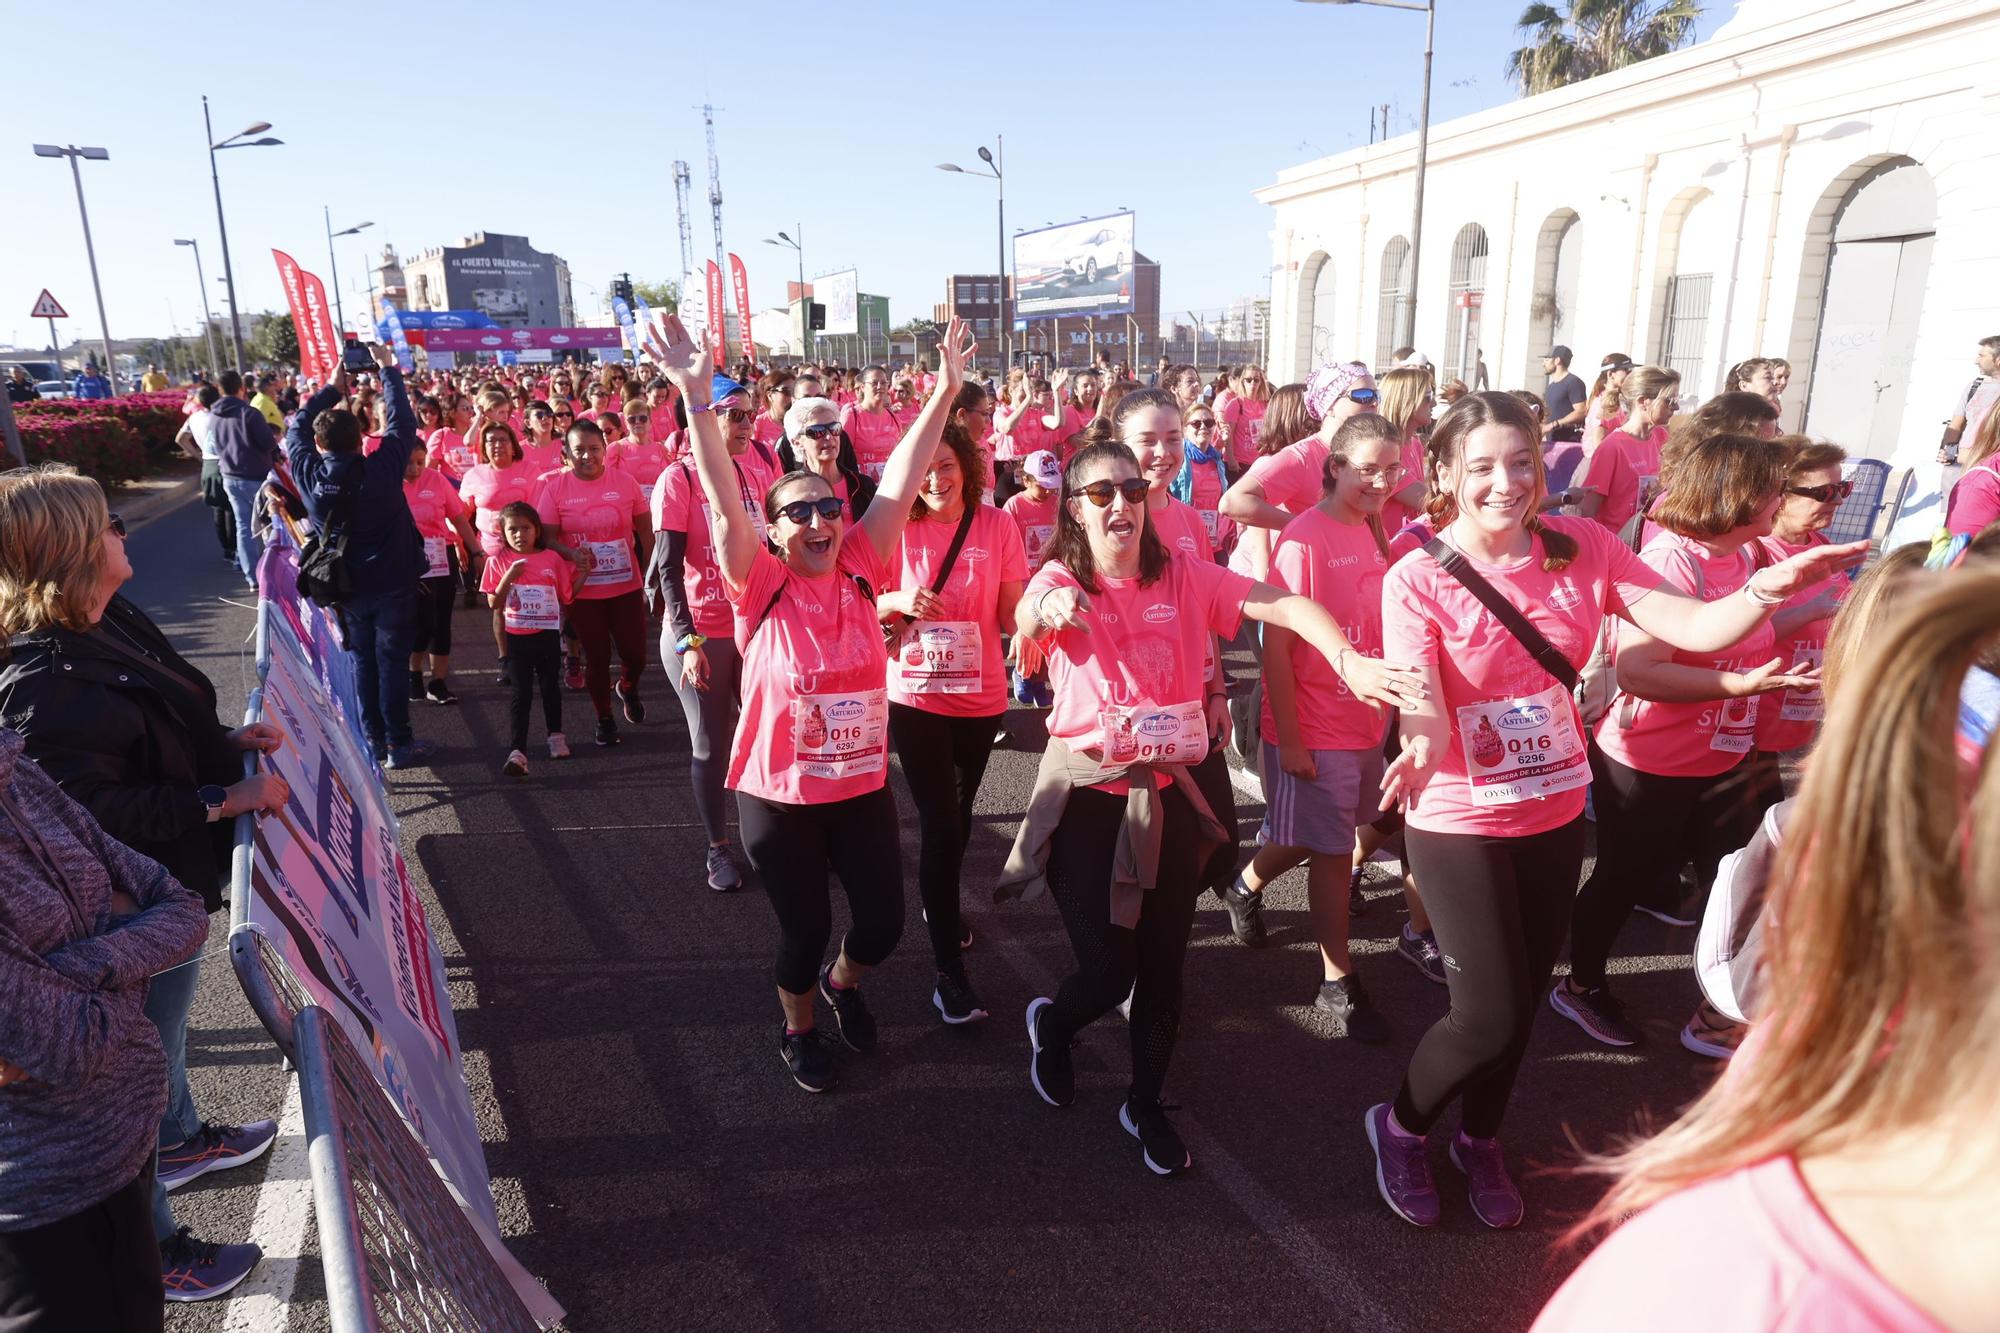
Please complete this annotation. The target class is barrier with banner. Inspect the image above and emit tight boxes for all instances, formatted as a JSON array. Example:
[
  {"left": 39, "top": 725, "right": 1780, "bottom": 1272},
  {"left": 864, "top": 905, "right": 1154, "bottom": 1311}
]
[{"left": 231, "top": 523, "right": 562, "bottom": 1326}]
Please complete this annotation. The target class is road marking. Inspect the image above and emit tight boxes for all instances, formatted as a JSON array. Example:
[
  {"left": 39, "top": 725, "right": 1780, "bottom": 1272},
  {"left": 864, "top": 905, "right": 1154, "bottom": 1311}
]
[{"left": 220, "top": 1073, "right": 309, "bottom": 1332}]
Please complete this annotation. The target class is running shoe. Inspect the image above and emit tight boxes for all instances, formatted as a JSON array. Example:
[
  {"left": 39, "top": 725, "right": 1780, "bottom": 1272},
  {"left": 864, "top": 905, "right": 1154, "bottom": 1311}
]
[
  {"left": 385, "top": 739, "right": 437, "bottom": 771},
  {"left": 158, "top": 1119, "right": 278, "bottom": 1191},
  {"left": 993, "top": 718, "right": 1010, "bottom": 747},
  {"left": 1680, "top": 1004, "right": 1746, "bottom": 1060},
  {"left": 406, "top": 670, "right": 425, "bottom": 701},
  {"left": 1315, "top": 976, "right": 1390, "bottom": 1044},
  {"left": 1025, "top": 997, "right": 1074, "bottom": 1107},
  {"left": 706, "top": 845, "right": 742, "bottom": 892},
  {"left": 1219, "top": 879, "right": 1268, "bottom": 948},
  {"left": 1029, "top": 678, "right": 1053, "bottom": 708},
  {"left": 1364, "top": 1103, "right": 1440, "bottom": 1228},
  {"left": 503, "top": 750, "right": 529, "bottom": 778},
  {"left": 161, "top": 1228, "right": 261, "bottom": 1303},
  {"left": 425, "top": 678, "right": 458, "bottom": 706},
  {"left": 594, "top": 717, "right": 620, "bottom": 747},
  {"left": 1449, "top": 1133, "right": 1524, "bottom": 1229},
  {"left": 547, "top": 732, "right": 571, "bottom": 760},
  {"left": 1550, "top": 979, "right": 1640, "bottom": 1047},
  {"left": 933, "top": 962, "right": 989, "bottom": 1025},
  {"left": 1348, "top": 866, "right": 1368, "bottom": 917},
  {"left": 1012, "top": 672, "right": 1034, "bottom": 706},
  {"left": 818, "top": 963, "right": 878, "bottom": 1053},
  {"left": 1396, "top": 925, "right": 1448, "bottom": 986},
  {"left": 615, "top": 680, "right": 646, "bottom": 724},
  {"left": 1119, "top": 1097, "right": 1191, "bottom": 1177},
  {"left": 779, "top": 1026, "right": 837, "bottom": 1093}
]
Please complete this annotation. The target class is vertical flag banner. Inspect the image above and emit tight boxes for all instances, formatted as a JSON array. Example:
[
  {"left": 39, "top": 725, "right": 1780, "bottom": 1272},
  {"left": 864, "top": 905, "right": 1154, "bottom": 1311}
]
[
  {"left": 611, "top": 296, "right": 636, "bottom": 356},
  {"left": 300, "top": 271, "right": 341, "bottom": 384},
  {"left": 728, "top": 254, "right": 753, "bottom": 364},
  {"left": 704, "top": 261, "right": 728, "bottom": 363},
  {"left": 272, "top": 250, "right": 323, "bottom": 378},
  {"left": 381, "top": 301, "right": 415, "bottom": 372}
]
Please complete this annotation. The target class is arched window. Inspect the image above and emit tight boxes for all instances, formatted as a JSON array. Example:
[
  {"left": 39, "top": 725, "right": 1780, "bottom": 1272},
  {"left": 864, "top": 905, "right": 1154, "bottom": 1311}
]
[
  {"left": 1376, "top": 237, "right": 1411, "bottom": 371},
  {"left": 1308, "top": 254, "right": 1338, "bottom": 369},
  {"left": 1528, "top": 210, "right": 1582, "bottom": 383},
  {"left": 1442, "top": 224, "right": 1489, "bottom": 384}
]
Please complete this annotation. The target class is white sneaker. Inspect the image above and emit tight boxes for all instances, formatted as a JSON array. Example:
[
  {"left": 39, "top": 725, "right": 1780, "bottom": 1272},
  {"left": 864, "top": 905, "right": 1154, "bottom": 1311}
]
[
  {"left": 503, "top": 750, "right": 529, "bottom": 778},
  {"left": 547, "top": 732, "right": 571, "bottom": 759}
]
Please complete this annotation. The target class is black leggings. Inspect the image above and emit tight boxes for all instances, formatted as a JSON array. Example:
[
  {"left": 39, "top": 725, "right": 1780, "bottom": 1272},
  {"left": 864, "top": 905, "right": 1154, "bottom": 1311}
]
[
  {"left": 1569, "top": 745, "right": 1763, "bottom": 991},
  {"left": 1186, "top": 744, "right": 1241, "bottom": 894},
  {"left": 568, "top": 590, "right": 649, "bottom": 722},
  {"left": 0, "top": 1162, "right": 161, "bottom": 1332},
  {"left": 888, "top": 703, "right": 1003, "bottom": 968},
  {"left": 1394, "top": 817, "right": 1586, "bottom": 1138},
  {"left": 739, "top": 785, "right": 904, "bottom": 995},
  {"left": 412, "top": 563, "right": 458, "bottom": 657},
  {"left": 503, "top": 630, "right": 563, "bottom": 752},
  {"left": 1042, "top": 784, "right": 1205, "bottom": 1104}
]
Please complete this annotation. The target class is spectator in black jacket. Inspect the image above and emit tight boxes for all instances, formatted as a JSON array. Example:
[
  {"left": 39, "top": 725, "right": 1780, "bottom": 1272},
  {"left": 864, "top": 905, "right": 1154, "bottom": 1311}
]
[
  {"left": 284, "top": 343, "right": 436, "bottom": 769},
  {"left": 207, "top": 369, "right": 281, "bottom": 589}
]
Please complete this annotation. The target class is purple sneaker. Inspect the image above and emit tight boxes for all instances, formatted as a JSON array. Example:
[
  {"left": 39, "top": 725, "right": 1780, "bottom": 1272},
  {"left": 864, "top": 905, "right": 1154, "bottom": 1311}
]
[
  {"left": 1364, "top": 1103, "right": 1440, "bottom": 1227},
  {"left": 1449, "top": 1132, "right": 1524, "bottom": 1229}
]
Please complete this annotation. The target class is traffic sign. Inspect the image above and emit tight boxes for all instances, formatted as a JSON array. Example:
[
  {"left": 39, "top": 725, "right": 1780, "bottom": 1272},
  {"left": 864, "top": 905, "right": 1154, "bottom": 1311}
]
[{"left": 29, "top": 290, "right": 67, "bottom": 319}]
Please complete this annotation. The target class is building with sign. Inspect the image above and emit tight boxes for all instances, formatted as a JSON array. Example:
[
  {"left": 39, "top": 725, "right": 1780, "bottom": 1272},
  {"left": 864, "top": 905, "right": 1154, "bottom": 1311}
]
[
  {"left": 400, "top": 233, "right": 575, "bottom": 330},
  {"left": 935, "top": 275, "right": 1015, "bottom": 348},
  {"left": 1016, "top": 253, "right": 1160, "bottom": 370}
]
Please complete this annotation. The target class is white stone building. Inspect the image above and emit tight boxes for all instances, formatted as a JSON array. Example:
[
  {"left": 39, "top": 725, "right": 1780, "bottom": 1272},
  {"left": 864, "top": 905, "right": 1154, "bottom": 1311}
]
[{"left": 1257, "top": 0, "right": 1999, "bottom": 538}]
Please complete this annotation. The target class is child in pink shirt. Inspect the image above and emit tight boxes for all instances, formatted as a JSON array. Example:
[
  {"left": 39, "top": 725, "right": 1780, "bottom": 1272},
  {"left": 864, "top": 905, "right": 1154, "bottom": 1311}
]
[{"left": 479, "top": 502, "right": 574, "bottom": 775}]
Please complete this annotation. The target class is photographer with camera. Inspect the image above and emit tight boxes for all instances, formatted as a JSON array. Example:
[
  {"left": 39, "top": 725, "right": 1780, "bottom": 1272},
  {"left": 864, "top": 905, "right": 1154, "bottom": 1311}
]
[{"left": 284, "top": 342, "right": 436, "bottom": 771}]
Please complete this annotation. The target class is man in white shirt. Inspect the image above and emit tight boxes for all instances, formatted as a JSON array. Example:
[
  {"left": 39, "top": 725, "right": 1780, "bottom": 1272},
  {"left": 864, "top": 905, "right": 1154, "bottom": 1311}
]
[
  {"left": 1940, "top": 335, "right": 2000, "bottom": 463},
  {"left": 176, "top": 383, "right": 236, "bottom": 562}
]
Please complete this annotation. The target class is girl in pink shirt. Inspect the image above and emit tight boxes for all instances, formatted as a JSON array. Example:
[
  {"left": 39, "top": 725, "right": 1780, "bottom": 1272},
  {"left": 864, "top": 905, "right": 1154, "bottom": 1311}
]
[
  {"left": 752, "top": 376, "right": 790, "bottom": 451},
  {"left": 643, "top": 312, "right": 970, "bottom": 1095},
  {"left": 402, "top": 440, "right": 478, "bottom": 705},
  {"left": 1581, "top": 365, "right": 1680, "bottom": 527},
  {"left": 839, "top": 367, "right": 904, "bottom": 481},
  {"left": 1003, "top": 467, "right": 1060, "bottom": 569},
  {"left": 1942, "top": 406, "right": 2000, "bottom": 540},
  {"left": 1218, "top": 366, "right": 1271, "bottom": 468},
  {"left": 1009, "top": 427, "right": 1425, "bottom": 1177},
  {"left": 518, "top": 401, "right": 564, "bottom": 475},
  {"left": 1367, "top": 394, "right": 1864, "bottom": 1232},
  {"left": 479, "top": 502, "right": 574, "bottom": 776},
  {"left": 608, "top": 402, "right": 672, "bottom": 491},
  {"left": 881, "top": 391, "right": 1029, "bottom": 1023}
]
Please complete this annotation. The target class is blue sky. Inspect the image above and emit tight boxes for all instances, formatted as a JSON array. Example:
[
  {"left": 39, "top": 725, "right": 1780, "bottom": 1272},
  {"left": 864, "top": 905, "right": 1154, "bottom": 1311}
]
[{"left": 4, "top": 0, "right": 1726, "bottom": 353}]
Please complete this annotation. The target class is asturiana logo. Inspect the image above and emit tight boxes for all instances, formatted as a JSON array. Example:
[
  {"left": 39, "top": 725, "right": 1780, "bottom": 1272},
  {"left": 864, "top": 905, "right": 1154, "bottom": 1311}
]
[
  {"left": 1139, "top": 713, "right": 1181, "bottom": 737},
  {"left": 1502, "top": 704, "right": 1552, "bottom": 729},
  {"left": 1142, "top": 603, "right": 1175, "bottom": 624},
  {"left": 828, "top": 699, "right": 866, "bottom": 721}
]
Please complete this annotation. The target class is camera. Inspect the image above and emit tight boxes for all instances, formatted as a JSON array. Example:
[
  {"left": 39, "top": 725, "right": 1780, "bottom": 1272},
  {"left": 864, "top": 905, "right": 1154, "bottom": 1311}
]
[{"left": 341, "top": 337, "right": 374, "bottom": 373}]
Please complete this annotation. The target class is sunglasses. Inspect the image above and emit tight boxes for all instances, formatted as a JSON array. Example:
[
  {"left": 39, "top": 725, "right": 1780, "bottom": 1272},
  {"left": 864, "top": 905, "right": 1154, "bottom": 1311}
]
[
  {"left": 1786, "top": 480, "right": 1854, "bottom": 503},
  {"left": 554, "top": 411, "right": 575, "bottom": 419},
  {"left": 723, "top": 408, "right": 755, "bottom": 424},
  {"left": 628, "top": 414, "right": 650, "bottom": 424},
  {"left": 1344, "top": 387, "right": 1380, "bottom": 405},
  {"left": 777, "top": 495, "right": 846, "bottom": 525},
  {"left": 798, "top": 422, "right": 843, "bottom": 440},
  {"left": 1186, "top": 419, "right": 1217, "bottom": 430},
  {"left": 1073, "top": 478, "right": 1152, "bottom": 507},
  {"left": 106, "top": 512, "right": 127, "bottom": 538}
]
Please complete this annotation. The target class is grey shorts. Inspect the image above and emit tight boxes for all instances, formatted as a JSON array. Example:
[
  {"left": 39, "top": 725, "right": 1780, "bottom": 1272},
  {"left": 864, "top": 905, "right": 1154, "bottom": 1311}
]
[{"left": 1257, "top": 742, "right": 1386, "bottom": 856}]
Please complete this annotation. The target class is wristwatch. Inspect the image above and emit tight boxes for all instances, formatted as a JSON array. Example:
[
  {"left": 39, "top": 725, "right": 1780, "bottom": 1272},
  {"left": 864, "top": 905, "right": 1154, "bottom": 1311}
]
[
  {"left": 675, "top": 632, "right": 707, "bottom": 655},
  {"left": 198, "top": 784, "right": 229, "bottom": 823}
]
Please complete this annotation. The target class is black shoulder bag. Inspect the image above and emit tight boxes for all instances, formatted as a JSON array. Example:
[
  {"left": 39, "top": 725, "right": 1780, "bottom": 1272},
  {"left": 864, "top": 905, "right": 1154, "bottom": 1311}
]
[
  {"left": 1421, "top": 536, "right": 1578, "bottom": 692},
  {"left": 881, "top": 503, "right": 978, "bottom": 648}
]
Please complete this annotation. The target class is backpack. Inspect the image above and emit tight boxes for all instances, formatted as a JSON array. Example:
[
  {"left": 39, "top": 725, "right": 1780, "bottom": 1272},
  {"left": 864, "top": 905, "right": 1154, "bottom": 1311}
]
[{"left": 295, "top": 523, "right": 353, "bottom": 607}]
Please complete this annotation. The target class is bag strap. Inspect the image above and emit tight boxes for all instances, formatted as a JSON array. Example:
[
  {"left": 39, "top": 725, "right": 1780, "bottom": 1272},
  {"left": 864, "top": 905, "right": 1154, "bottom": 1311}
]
[
  {"left": 1421, "top": 536, "right": 1579, "bottom": 692},
  {"left": 928, "top": 502, "right": 979, "bottom": 596}
]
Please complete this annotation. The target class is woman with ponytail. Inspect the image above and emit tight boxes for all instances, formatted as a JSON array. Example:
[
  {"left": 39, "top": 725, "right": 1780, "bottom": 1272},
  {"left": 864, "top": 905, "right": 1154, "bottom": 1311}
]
[{"left": 1364, "top": 392, "right": 1865, "bottom": 1232}]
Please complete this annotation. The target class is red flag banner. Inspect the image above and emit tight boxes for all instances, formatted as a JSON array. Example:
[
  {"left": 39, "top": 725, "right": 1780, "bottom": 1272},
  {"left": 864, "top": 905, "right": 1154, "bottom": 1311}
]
[
  {"left": 299, "top": 270, "right": 340, "bottom": 385},
  {"left": 728, "top": 253, "right": 753, "bottom": 363},
  {"left": 704, "top": 261, "right": 728, "bottom": 363},
  {"left": 271, "top": 250, "right": 322, "bottom": 377}
]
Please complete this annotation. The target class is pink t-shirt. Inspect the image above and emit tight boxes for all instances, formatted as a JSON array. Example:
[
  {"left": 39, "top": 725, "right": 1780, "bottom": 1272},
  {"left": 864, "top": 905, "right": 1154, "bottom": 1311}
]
[
  {"left": 1533, "top": 1156, "right": 1946, "bottom": 1333},
  {"left": 752, "top": 412, "right": 786, "bottom": 450},
  {"left": 533, "top": 467, "right": 648, "bottom": 601},
  {"left": 1382, "top": 516, "right": 1664, "bottom": 837},
  {"left": 1027, "top": 553, "right": 1251, "bottom": 769},
  {"left": 1578, "top": 441, "right": 1642, "bottom": 532},
  {"left": 840, "top": 403, "right": 904, "bottom": 477},
  {"left": 1244, "top": 436, "right": 1329, "bottom": 517},
  {"left": 652, "top": 458, "right": 771, "bottom": 638},
  {"left": 478, "top": 547, "right": 574, "bottom": 636},
  {"left": 1183, "top": 461, "right": 1233, "bottom": 553},
  {"left": 1222, "top": 396, "right": 1269, "bottom": 467},
  {"left": 609, "top": 438, "right": 672, "bottom": 491},
  {"left": 1004, "top": 490, "right": 1059, "bottom": 568},
  {"left": 1944, "top": 455, "right": 2000, "bottom": 538},
  {"left": 1606, "top": 425, "right": 1668, "bottom": 487},
  {"left": 429, "top": 428, "right": 479, "bottom": 480},
  {"left": 1595, "top": 533, "right": 1777, "bottom": 779},
  {"left": 519, "top": 439, "right": 563, "bottom": 476},
  {"left": 1151, "top": 496, "right": 1216, "bottom": 565},
  {"left": 459, "top": 460, "right": 539, "bottom": 556},
  {"left": 1012, "top": 404, "right": 1088, "bottom": 461},
  {"left": 727, "top": 541, "right": 892, "bottom": 806},
  {"left": 1260, "top": 507, "right": 1392, "bottom": 751},
  {"left": 886, "top": 504, "right": 1029, "bottom": 716},
  {"left": 1755, "top": 532, "right": 1839, "bottom": 753},
  {"left": 401, "top": 467, "right": 466, "bottom": 542}
]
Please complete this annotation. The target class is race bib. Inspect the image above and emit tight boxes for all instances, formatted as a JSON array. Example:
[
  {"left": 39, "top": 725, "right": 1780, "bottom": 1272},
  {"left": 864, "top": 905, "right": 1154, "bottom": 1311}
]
[
  {"left": 422, "top": 535, "right": 450, "bottom": 580},
  {"left": 1025, "top": 524, "right": 1054, "bottom": 563},
  {"left": 448, "top": 444, "right": 478, "bottom": 472},
  {"left": 506, "top": 583, "right": 560, "bottom": 633},
  {"left": 1779, "top": 646, "right": 1825, "bottom": 723},
  {"left": 1456, "top": 683, "right": 1588, "bottom": 806},
  {"left": 793, "top": 689, "right": 887, "bottom": 779},
  {"left": 1098, "top": 698, "right": 1207, "bottom": 766},
  {"left": 584, "top": 538, "right": 634, "bottom": 586},
  {"left": 1199, "top": 509, "right": 1220, "bottom": 541},
  {"left": 895, "top": 620, "right": 983, "bottom": 694},
  {"left": 862, "top": 461, "right": 888, "bottom": 482},
  {"left": 1711, "top": 695, "right": 1761, "bottom": 752}
]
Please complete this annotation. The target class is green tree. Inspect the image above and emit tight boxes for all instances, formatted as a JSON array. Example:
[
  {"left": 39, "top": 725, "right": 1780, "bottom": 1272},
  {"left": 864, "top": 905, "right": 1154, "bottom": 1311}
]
[
  {"left": 248, "top": 313, "right": 301, "bottom": 369},
  {"left": 1506, "top": 0, "right": 1702, "bottom": 96},
  {"left": 632, "top": 279, "right": 680, "bottom": 312}
]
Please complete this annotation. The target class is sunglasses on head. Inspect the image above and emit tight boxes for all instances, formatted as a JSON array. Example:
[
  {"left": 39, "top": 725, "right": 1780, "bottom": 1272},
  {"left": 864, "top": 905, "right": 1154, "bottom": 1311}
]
[
  {"left": 106, "top": 512, "right": 126, "bottom": 538},
  {"left": 1073, "top": 478, "right": 1152, "bottom": 507},
  {"left": 1786, "top": 480, "right": 1854, "bottom": 503},
  {"left": 798, "top": 422, "right": 842, "bottom": 440},
  {"left": 777, "top": 495, "right": 845, "bottom": 525},
  {"left": 1344, "top": 387, "right": 1380, "bottom": 405}
]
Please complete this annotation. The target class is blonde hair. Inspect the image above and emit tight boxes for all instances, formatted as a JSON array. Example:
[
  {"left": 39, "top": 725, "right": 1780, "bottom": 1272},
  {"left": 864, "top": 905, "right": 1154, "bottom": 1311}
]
[
  {"left": 1582, "top": 568, "right": 2000, "bottom": 1231},
  {"left": 0, "top": 464, "right": 113, "bottom": 639},
  {"left": 1820, "top": 542, "right": 1928, "bottom": 702},
  {"left": 1377, "top": 365, "right": 1434, "bottom": 447},
  {"left": 1619, "top": 365, "right": 1681, "bottom": 411}
]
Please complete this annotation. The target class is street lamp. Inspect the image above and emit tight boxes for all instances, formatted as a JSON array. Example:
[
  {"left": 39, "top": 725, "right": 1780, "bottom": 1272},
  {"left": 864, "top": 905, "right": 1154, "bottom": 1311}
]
[
  {"left": 1300, "top": 0, "right": 1433, "bottom": 353},
  {"left": 764, "top": 228, "right": 806, "bottom": 360},
  {"left": 173, "top": 239, "right": 221, "bottom": 374},
  {"left": 937, "top": 136, "right": 1009, "bottom": 368},
  {"left": 31, "top": 143, "right": 118, "bottom": 393},
  {"left": 204, "top": 97, "right": 282, "bottom": 373},
  {"left": 325, "top": 211, "right": 373, "bottom": 337}
]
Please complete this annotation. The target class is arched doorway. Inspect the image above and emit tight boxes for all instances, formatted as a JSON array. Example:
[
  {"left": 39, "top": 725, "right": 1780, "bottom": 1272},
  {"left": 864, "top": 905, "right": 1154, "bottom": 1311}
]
[
  {"left": 1294, "top": 250, "right": 1336, "bottom": 373},
  {"left": 1376, "top": 237, "right": 1411, "bottom": 371},
  {"left": 1528, "top": 209, "right": 1582, "bottom": 382},
  {"left": 1799, "top": 158, "right": 1937, "bottom": 459},
  {"left": 1442, "top": 224, "right": 1489, "bottom": 384}
]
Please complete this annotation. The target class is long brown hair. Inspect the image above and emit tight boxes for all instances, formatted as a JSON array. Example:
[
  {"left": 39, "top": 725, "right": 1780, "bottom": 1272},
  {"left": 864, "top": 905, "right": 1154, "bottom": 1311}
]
[
  {"left": 1259, "top": 384, "right": 1315, "bottom": 457},
  {"left": 908, "top": 382, "right": 991, "bottom": 521},
  {"left": 1581, "top": 568, "right": 2000, "bottom": 1231},
  {"left": 1045, "top": 441, "right": 1170, "bottom": 594},
  {"left": 1423, "top": 391, "right": 1578, "bottom": 571}
]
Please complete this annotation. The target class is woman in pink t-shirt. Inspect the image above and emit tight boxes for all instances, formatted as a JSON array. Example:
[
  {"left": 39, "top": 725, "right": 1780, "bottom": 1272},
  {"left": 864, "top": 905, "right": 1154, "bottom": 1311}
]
[
  {"left": 608, "top": 403, "right": 672, "bottom": 491},
  {"left": 643, "top": 312, "right": 970, "bottom": 1095},
  {"left": 752, "top": 375, "right": 791, "bottom": 452},
  {"left": 1942, "top": 406, "right": 2000, "bottom": 541},
  {"left": 402, "top": 439, "right": 478, "bottom": 705},
  {"left": 1366, "top": 393, "right": 1864, "bottom": 1231},
  {"left": 1010, "top": 435, "right": 1424, "bottom": 1176},
  {"left": 1537, "top": 571, "right": 2000, "bottom": 1333},
  {"left": 881, "top": 386, "right": 1028, "bottom": 1023},
  {"left": 459, "top": 421, "right": 541, "bottom": 669},
  {"left": 839, "top": 366, "right": 904, "bottom": 481},
  {"left": 517, "top": 401, "right": 564, "bottom": 476},
  {"left": 1171, "top": 402, "right": 1234, "bottom": 556},
  {"left": 1219, "top": 365, "right": 1272, "bottom": 468},
  {"left": 1580, "top": 365, "right": 1680, "bottom": 526}
]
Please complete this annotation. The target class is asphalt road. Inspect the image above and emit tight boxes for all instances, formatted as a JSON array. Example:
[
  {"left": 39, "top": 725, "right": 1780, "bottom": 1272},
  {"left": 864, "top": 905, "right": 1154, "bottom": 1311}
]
[{"left": 129, "top": 489, "right": 1724, "bottom": 1332}]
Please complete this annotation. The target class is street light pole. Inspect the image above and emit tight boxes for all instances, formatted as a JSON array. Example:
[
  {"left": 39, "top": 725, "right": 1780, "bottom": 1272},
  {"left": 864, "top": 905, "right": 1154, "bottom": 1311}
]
[
  {"left": 765, "top": 228, "right": 807, "bottom": 361},
  {"left": 203, "top": 97, "right": 282, "bottom": 374},
  {"left": 937, "top": 139, "right": 1010, "bottom": 369},
  {"left": 174, "top": 239, "right": 221, "bottom": 374},
  {"left": 32, "top": 144, "right": 118, "bottom": 393},
  {"left": 324, "top": 211, "right": 374, "bottom": 337}
]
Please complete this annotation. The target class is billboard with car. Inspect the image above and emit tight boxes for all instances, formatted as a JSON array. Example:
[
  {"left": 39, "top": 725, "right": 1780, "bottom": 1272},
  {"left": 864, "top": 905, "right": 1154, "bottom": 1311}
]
[{"left": 1013, "top": 212, "right": 1135, "bottom": 318}]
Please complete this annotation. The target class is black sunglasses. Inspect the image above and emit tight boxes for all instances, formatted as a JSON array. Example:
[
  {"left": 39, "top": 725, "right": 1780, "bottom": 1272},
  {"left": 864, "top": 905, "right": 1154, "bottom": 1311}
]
[
  {"left": 1073, "top": 478, "right": 1152, "bottom": 508},
  {"left": 722, "top": 407, "right": 754, "bottom": 424},
  {"left": 776, "top": 495, "right": 845, "bottom": 525},
  {"left": 1786, "top": 480, "right": 1854, "bottom": 503},
  {"left": 106, "top": 512, "right": 127, "bottom": 538},
  {"left": 798, "top": 422, "right": 842, "bottom": 440}
]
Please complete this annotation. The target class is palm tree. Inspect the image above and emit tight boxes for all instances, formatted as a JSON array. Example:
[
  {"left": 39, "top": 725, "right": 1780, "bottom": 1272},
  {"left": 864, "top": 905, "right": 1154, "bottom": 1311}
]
[{"left": 1507, "top": 0, "right": 1703, "bottom": 96}]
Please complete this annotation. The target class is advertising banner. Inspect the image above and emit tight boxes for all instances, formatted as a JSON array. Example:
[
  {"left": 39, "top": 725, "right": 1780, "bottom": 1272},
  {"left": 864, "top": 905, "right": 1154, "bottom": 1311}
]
[
  {"left": 1013, "top": 212, "right": 1136, "bottom": 319},
  {"left": 381, "top": 301, "right": 416, "bottom": 372},
  {"left": 300, "top": 270, "right": 341, "bottom": 384},
  {"left": 728, "top": 254, "right": 753, "bottom": 358},
  {"left": 272, "top": 250, "right": 324, "bottom": 378},
  {"left": 704, "top": 261, "right": 728, "bottom": 361},
  {"left": 821, "top": 269, "right": 859, "bottom": 336},
  {"left": 422, "top": 327, "right": 623, "bottom": 352},
  {"left": 611, "top": 296, "right": 636, "bottom": 354}
]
